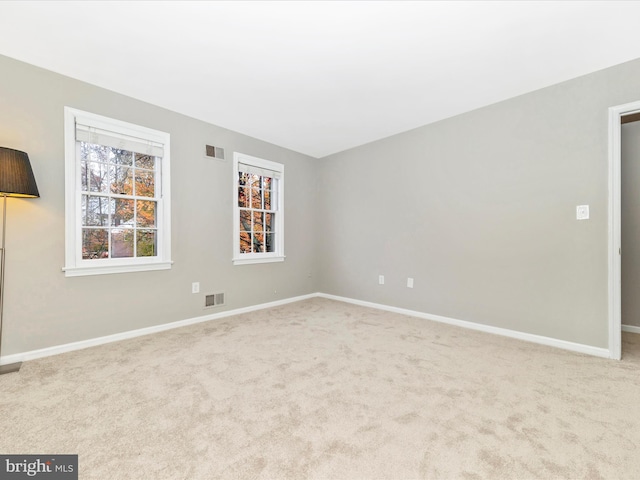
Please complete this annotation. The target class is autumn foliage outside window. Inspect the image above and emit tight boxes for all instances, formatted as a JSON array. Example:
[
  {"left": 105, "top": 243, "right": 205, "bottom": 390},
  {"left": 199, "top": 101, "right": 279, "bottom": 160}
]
[
  {"left": 238, "top": 172, "right": 275, "bottom": 253},
  {"left": 80, "top": 143, "right": 159, "bottom": 260}
]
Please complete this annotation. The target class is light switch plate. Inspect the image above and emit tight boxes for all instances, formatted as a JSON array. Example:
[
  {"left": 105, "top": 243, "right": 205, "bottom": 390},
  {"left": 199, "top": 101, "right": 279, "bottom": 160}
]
[{"left": 577, "top": 205, "right": 589, "bottom": 220}]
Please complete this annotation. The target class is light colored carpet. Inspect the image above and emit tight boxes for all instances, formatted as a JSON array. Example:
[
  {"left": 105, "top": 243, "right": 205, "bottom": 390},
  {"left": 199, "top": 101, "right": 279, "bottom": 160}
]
[{"left": 1, "top": 297, "right": 640, "bottom": 479}]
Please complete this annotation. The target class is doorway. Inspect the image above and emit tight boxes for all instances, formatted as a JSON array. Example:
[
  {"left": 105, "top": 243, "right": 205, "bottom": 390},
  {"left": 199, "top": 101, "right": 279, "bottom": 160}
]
[{"left": 608, "top": 100, "right": 640, "bottom": 360}]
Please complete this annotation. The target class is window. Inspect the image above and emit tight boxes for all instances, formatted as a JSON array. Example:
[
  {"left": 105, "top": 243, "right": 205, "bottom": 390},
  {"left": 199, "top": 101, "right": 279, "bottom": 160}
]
[
  {"left": 63, "top": 107, "right": 171, "bottom": 276},
  {"left": 233, "top": 152, "right": 284, "bottom": 265}
]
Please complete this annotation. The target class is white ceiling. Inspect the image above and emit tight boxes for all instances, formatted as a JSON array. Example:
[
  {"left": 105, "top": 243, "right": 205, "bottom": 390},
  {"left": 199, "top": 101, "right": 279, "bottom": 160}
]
[{"left": 1, "top": 1, "right": 640, "bottom": 158}]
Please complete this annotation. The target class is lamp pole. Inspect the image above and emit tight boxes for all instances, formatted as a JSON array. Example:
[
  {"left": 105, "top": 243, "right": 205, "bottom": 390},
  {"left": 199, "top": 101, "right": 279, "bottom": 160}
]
[{"left": 0, "top": 193, "right": 22, "bottom": 374}]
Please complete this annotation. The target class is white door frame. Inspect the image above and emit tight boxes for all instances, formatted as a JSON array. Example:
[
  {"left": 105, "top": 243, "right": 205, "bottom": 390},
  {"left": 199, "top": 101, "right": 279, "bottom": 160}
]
[{"left": 608, "top": 100, "right": 640, "bottom": 360}]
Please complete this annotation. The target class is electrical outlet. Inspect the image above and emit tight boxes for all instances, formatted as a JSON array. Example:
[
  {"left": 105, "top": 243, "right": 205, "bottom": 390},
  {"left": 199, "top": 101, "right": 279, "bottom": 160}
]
[
  {"left": 379, "top": 275, "right": 385, "bottom": 285},
  {"left": 407, "top": 277, "right": 414, "bottom": 288},
  {"left": 192, "top": 282, "right": 200, "bottom": 294}
]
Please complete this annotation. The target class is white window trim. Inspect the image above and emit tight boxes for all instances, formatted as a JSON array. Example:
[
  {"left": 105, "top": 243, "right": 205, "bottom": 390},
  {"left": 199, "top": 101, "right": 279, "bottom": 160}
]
[
  {"left": 233, "top": 152, "right": 285, "bottom": 266},
  {"left": 63, "top": 107, "right": 172, "bottom": 277}
]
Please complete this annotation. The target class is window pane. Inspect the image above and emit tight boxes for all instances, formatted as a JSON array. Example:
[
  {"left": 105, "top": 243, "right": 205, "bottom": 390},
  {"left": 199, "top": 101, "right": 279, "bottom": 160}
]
[
  {"left": 136, "top": 230, "right": 156, "bottom": 257},
  {"left": 111, "top": 229, "right": 134, "bottom": 258},
  {"left": 82, "top": 195, "right": 109, "bottom": 226},
  {"left": 135, "top": 154, "right": 156, "bottom": 170},
  {"left": 239, "top": 231, "right": 251, "bottom": 253},
  {"left": 240, "top": 211, "right": 251, "bottom": 232},
  {"left": 81, "top": 162, "right": 89, "bottom": 191},
  {"left": 136, "top": 200, "right": 156, "bottom": 227},
  {"left": 251, "top": 188, "right": 262, "bottom": 209},
  {"left": 238, "top": 186, "right": 249, "bottom": 208},
  {"left": 80, "top": 142, "right": 92, "bottom": 164},
  {"left": 110, "top": 165, "right": 133, "bottom": 195},
  {"left": 110, "top": 148, "right": 133, "bottom": 166},
  {"left": 112, "top": 198, "right": 134, "bottom": 226},
  {"left": 264, "top": 181, "right": 272, "bottom": 210},
  {"left": 135, "top": 170, "right": 155, "bottom": 197},
  {"left": 82, "top": 229, "right": 109, "bottom": 259},
  {"left": 249, "top": 174, "right": 261, "bottom": 189},
  {"left": 265, "top": 233, "right": 274, "bottom": 252},
  {"left": 253, "top": 232, "right": 264, "bottom": 253},
  {"left": 91, "top": 163, "right": 111, "bottom": 193},
  {"left": 81, "top": 143, "right": 110, "bottom": 164},
  {"left": 253, "top": 212, "right": 264, "bottom": 233},
  {"left": 265, "top": 213, "right": 274, "bottom": 232},
  {"left": 81, "top": 162, "right": 110, "bottom": 193}
]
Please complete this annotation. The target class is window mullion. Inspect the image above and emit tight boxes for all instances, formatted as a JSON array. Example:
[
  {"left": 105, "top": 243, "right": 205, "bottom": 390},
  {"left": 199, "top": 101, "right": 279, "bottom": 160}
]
[
  {"left": 132, "top": 153, "right": 137, "bottom": 258},
  {"left": 107, "top": 199, "right": 112, "bottom": 259},
  {"left": 253, "top": 207, "right": 258, "bottom": 254}
]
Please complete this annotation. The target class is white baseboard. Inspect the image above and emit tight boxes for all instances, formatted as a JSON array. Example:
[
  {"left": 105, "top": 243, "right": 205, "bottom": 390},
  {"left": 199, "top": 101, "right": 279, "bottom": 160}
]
[
  {"left": 2, "top": 291, "right": 614, "bottom": 366},
  {"left": 0, "top": 293, "right": 317, "bottom": 366},
  {"left": 622, "top": 324, "right": 640, "bottom": 334},
  {"left": 317, "top": 293, "right": 612, "bottom": 359}
]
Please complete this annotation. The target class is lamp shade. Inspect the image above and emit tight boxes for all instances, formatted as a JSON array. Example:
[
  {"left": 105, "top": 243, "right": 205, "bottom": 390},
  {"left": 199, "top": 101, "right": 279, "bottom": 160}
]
[{"left": 0, "top": 147, "right": 39, "bottom": 198}]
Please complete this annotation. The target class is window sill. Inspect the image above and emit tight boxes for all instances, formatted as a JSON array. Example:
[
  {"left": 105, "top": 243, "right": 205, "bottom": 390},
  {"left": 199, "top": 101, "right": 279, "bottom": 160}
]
[
  {"left": 232, "top": 255, "right": 285, "bottom": 266},
  {"left": 63, "top": 261, "right": 173, "bottom": 277}
]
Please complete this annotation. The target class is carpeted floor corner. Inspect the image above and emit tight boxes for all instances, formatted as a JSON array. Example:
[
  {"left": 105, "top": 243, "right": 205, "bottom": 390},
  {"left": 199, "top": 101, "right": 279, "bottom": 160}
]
[{"left": 1, "top": 297, "right": 639, "bottom": 479}]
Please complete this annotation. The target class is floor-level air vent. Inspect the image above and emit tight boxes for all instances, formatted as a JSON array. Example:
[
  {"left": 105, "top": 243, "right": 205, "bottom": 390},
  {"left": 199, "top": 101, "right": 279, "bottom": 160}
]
[
  {"left": 205, "top": 292, "right": 225, "bottom": 308},
  {"left": 205, "top": 144, "right": 225, "bottom": 160}
]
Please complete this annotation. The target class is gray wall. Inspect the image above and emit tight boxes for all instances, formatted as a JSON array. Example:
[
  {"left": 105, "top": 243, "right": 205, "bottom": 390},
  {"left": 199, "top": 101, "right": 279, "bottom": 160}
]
[
  {"left": 4, "top": 51, "right": 640, "bottom": 356},
  {"left": 622, "top": 121, "right": 640, "bottom": 328},
  {"left": 318, "top": 58, "right": 640, "bottom": 349},
  {"left": 0, "top": 54, "right": 319, "bottom": 355}
]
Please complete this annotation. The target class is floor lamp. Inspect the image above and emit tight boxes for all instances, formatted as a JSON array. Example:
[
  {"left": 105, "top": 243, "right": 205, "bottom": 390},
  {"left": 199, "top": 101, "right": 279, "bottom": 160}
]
[{"left": 0, "top": 147, "right": 39, "bottom": 375}]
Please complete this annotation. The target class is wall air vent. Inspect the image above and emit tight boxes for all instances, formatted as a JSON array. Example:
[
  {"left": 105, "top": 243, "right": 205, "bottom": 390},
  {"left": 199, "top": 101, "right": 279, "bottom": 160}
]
[
  {"left": 205, "top": 292, "right": 225, "bottom": 308},
  {"left": 205, "top": 144, "right": 225, "bottom": 160}
]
